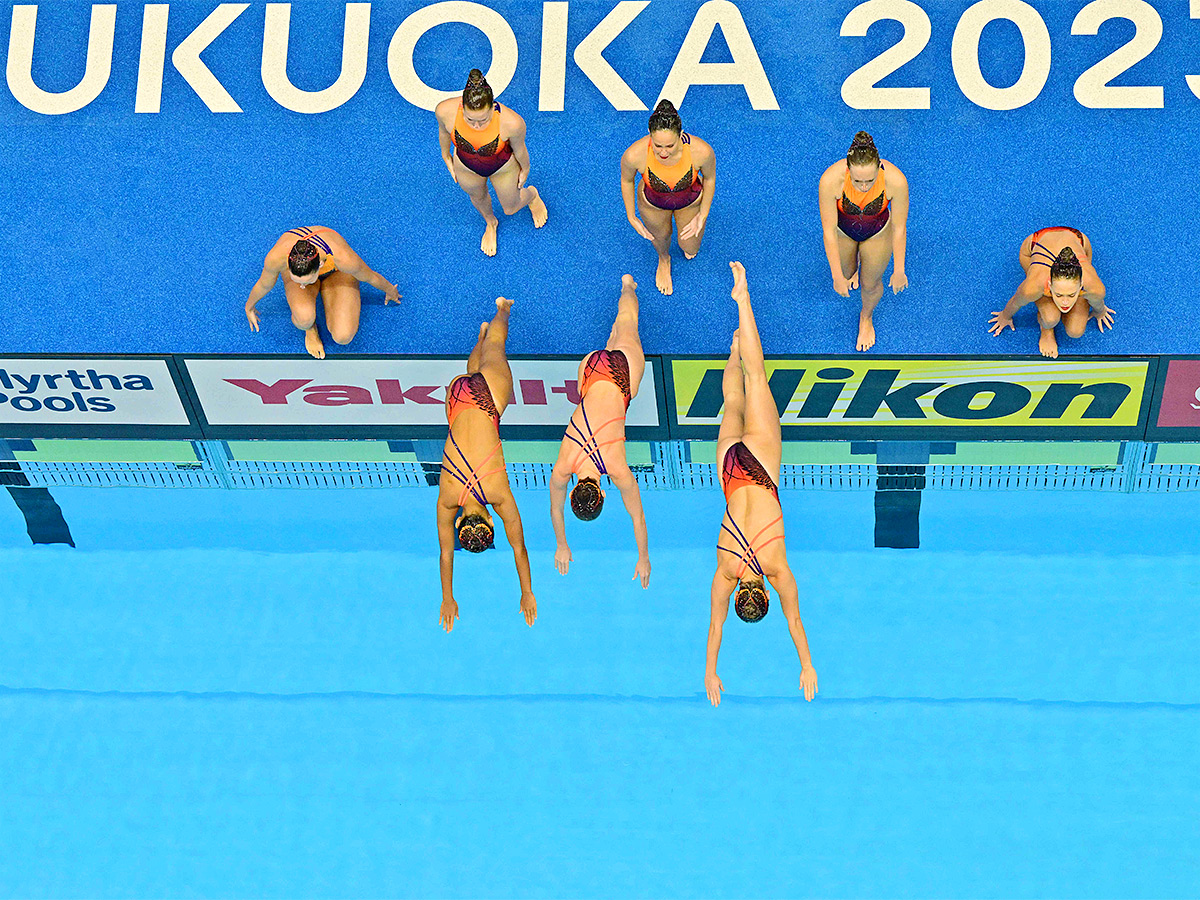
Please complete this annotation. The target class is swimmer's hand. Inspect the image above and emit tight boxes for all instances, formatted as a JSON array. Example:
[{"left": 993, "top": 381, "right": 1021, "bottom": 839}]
[
  {"left": 245, "top": 303, "right": 260, "bottom": 332},
  {"left": 679, "top": 213, "right": 706, "bottom": 242},
  {"left": 988, "top": 310, "right": 1015, "bottom": 335},
  {"left": 440, "top": 597, "right": 459, "bottom": 633},
  {"left": 633, "top": 554, "right": 651, "bottom": 589},
  {"left": 628, "top": 216, "right": 654, "bottom": 242},
  {"left": 800, "top": 665, "right": 818, "bottom": 702},
  {"left": 554, "top": 543, "right": 572, "bottom": 576},
  {"left": 446, "top": 159, "right": 458, "bottom": 184},
  {"left": 384, "top": 283, "right": 401, "bottom": 305},
  {"left": 705, "top": 671, "right": 724, "bottom": 707},
  {"left": 517, "top": 167, "right": 528, "bottom": 189},
  {"left": 890, "top": 270, "right": 908, "bottom": 294},
  {"left": 520, "top": 591, "right": 537, "bottom": 627},
  {"left": 1092, "top": 304, "right": 1116, "bottom": 332},
  {"left": 832, "top": 273, "right": 851, "bottom": 298}
]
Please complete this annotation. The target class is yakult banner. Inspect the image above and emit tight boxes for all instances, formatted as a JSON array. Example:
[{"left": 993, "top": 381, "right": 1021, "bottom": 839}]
[
  {"left": 182, "top": 356, "right": 667, "bottom": 439},
  {"left": 0, "top": 356, "right": 196, "bottom": 437},
  {"left": 668, "top": 357, "right": 1157, "bottom": 441},
  {"left": 1146, "top": 358, "right": 1200, "bottom": 441}
]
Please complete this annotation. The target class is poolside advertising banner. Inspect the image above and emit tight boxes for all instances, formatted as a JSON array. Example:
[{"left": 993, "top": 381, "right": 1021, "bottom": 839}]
[
  {"left": 0, "top": 356, "right": 199, "bottom": 438},
  {"left": 1145, "top": 358, "right": 1200, "bottom": 441},
  {"left": 666, "top": 358, "right": 1158, "bottom": 440},
  {"left": 181, "top": 356, "right": 668, "bottom": 440}
]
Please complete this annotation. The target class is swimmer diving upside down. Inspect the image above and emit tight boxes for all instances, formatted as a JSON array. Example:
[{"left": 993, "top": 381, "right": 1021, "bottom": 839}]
[
  {"left": 988, "top": 227, "right": 1113, "bottom": 359},
  {"left": 435, "top": 69, "right": 548, "bottom": 257},
  {"left": 620, "top": 99, "right": 716, "bottom": 296},
  {"left": 437, "top": 297, "right": 536, "bottom": 633},
  {"left": 706, "top": 263, "right": 817, "bottom": 708},
  {"left": 818, "top": 132, "right": 909, "bottom": 351},
  {"left": 549, "top": 275, "right": 652, "bottom": 588},
  {"left": 245, "top": 227, "right": 400, "bottom": 359}
]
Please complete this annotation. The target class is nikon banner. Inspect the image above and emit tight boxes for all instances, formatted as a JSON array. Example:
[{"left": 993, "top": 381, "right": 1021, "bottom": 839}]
[{"left": 667, "top": 358, "right": 1158, "bottom": 441}]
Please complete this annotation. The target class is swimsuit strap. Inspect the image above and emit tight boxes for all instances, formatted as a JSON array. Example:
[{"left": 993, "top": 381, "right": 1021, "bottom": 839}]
[
  {"left": 564, "top": 407, "right": 625, "bottom": 477},
  {"left": 287, "top": 226, "right": 332, "bottom": 255},
  {"left": 443, "top": 432, "right": 504, "bottom": 508},
  {"left": 1029, "top": 239, "right": 1058, "bottom": 267},
  {"left": 718, "top": 512, "right": 784, "bottom": 580}
]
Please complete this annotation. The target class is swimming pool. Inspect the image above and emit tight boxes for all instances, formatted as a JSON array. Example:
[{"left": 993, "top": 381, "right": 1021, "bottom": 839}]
[{"left": 2, "top": 475, "right": 1197, "bottom": 897}]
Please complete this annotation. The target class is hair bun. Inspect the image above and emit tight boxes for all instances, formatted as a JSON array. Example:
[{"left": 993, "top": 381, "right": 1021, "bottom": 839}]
[{"left": 467, "top": 68, "right": 484, "bottom": 84}]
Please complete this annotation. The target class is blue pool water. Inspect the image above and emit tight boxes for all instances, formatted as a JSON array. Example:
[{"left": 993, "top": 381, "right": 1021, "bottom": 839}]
[{"left": 2, "top": 485, "right": 1199, "bottom": 896}]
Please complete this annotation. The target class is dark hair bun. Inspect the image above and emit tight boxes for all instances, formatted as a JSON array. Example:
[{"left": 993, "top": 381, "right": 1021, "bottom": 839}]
[
  {"left": 1050, "top": 246, "right": 1083, "bottom": 282},
  {"left": 463, "top": 69, "right": 494, "bottom": 109},
  {"left": 735, "top": 582, "right": 769, "bottom": 622},
  {"left": 847, "top": 130, "right": 881, "bottom": 166},
  {"left": 648, "top": 98, "right": 683, "bottom": 135},
  {"left": 570, "top": 478, "right": 604, "bottom": 521}
]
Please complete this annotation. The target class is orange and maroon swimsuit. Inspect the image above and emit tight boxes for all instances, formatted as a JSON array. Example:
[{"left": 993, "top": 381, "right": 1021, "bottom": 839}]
[
  {"left": 452, "top": 103, "right": 513, "bottom": 178},
  {"left": 564, "top": 350, "right": 631, "bottom": 477},
  {"left": 443, "top": 373, "right": 503, "bottom": 507},
  {"left": 837, "top": 164, "right": 890, "bottom": 243},
  {"left": 718, "top": 442, "right": 783, "bottom": 581},
  {"left": 642, "top": 135, "right": 703, "bottom": 211}
]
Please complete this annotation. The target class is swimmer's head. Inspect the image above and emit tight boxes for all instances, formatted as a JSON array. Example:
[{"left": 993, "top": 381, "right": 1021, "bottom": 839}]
[
  {"left": 570, "top": 476, "right": 605, "bottom": 521},
  {"left": 847, "top": 131, "right": 881, "bottom": 191},
  {"left": 462, "top": 68, "right": 494, "bottom": 115},
  {"left": 1049, "top": 246, "right": 1084, "bottom": 311},
  {"left": 288, "top": 239, "right": 320, "bottom": 284},
  {"left": 734, "top": 579, "right": 769, "bottom": 623},
  {"left": 456, "top": 511, "right": 494, "bottom": 553},
  {"left": 648, "top": 99, "right": 683, "bottom": 160}
]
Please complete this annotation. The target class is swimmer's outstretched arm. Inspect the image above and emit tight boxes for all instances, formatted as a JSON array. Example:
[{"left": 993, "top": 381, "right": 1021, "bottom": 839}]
[
  {"left": 610, "top": 468, "right": 651, "bottom": 588},
  {"left": 437, "top": 502, "right": 459, "bottom": 632},
  {"left": 989, "top": 274, "right": 1043, "bottom": 335},
  {"left": 705, "top": 571, "right": 733, "bottom": 707},
  {"left": 548, "top": 463, "right": 572, "bottom": 575},
  {"left": 493, "top": 491, "right": 537, "bottom": 627},
  {"left": 771, "top": 566, "right": 818, "bottom": 702},
  {"left": 244, "top": 262, "right": 282, "bottom": 331},
  {"left": 1081, "top": 264, "right": 1115, "bottom": 331},
  {"left": 333, "top": 244, "right": 401, "bottom": 305}
]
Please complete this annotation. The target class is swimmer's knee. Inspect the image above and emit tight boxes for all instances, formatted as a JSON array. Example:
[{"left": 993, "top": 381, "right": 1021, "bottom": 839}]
[
  {"left": 1064, "top": 321, "right": 1086, "bottom": 339},
  {"left": 329, "top": 326, "right": 357, "bottom": 346},
  {"left": 1038, "top": 309, "right": 1061, "bottom": 328},
  {"left": 499, "top": 199, "right": 521, "bottom": 216},
  {"left": 292, "top": 316, "right": 316, "bottom": 330}
]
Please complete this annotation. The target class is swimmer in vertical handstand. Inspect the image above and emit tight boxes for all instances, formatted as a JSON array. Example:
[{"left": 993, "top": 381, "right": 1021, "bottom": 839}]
[
  {"left": 435, "top": 69, "right": 548, "bottom": 257},
  {"left": 437, "top": 297, "right": 536, "bottom": 633},
  {"left": 818, "top": 132, "right": 910, "bottom": 351},
  {"left": 549, "top": 275, "right": 652, "bottom": 588},
  {"left": 988, "top": 227, "right": 1113, "bottom": 358},
  {"left": 620, "top": 100, "right": 716, "bottom": 296},
  {"left": 244, "top": 226, "right": 400, "bottom": 359},
  {"left": 706, "top": 262, "right": 817, "bottom": 707}
]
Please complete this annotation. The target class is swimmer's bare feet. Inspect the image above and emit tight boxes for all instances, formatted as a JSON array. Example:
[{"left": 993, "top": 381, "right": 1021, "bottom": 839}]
[
  {"left": 528, "top": 186, "right": 548, "bottom": 228},
  {"left": 496, "top": 295, "right": 513, "bottom": 315},
  {"left": 730, "top": 329, "right": 741, "bottom": 357},
  {"left": 305, "top": 325, "right": 326, "bottom": 360},
  {"left": 481, "top": 219, "right": 498, "bottom": 257},
  {"left": 1039, "top": 329, "right": 1059, "bottom": 359},
  {"left": 478, "top": 321, "right": 489, "bottom": 341},
  {"left": 849, "top": 269, "right": 860, "bottom": 291},
  {"left": 729, "top": 261, "right": 748, "bottom": 303},
  {"left": 684, "top": 250, "right": 698, "bottom": 260},
  {"left": 856, "top": 312, "right": 876, "bottom": 352},
  {"left": 656, "top": 256, "right": 673, "bottom": 295},
  {"left": 621, "top": 273, "right": 637, "bottom": 293}
]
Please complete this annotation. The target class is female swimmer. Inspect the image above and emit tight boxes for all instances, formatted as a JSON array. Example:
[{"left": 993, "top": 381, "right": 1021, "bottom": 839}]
[
  {"left": 620, "top": 99, "right": 716, "bottom": 296},
  {"left": 705, "top": 262, "right": 817, "bottom": 708},
  {"left": 435, "top": 69, "right": 548, "bottom": 257},
  {"left": 988, "top": 227, "right": 1113, "bottom": 358},
  {"left": 549, "top": 275, "right": 651, "bottom": 588},
  {"left": 437, "top": 297, "right": 536, "bottom": 633},
  {"left": 817, "top": 131, "right": 909, "bottom": 351},
  {"left": 245, "top": 226, "right": 399, "bottom": 359}
]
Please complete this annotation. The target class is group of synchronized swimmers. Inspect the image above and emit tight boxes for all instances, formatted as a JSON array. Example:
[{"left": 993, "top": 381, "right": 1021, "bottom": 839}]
[{"left": 239, "top": 70, "right": 1119, "bottom": 703}]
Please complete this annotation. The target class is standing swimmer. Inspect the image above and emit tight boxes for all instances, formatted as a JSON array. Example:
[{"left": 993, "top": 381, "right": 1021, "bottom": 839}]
[
  {"left": 244, "top": 226, "right": 400, "bottom": 359},
  {"left": 817, "top": 132, "right": 909, "bottom": 351},
  {"left": 549, "top": 275, "right": 652, "bottom": 588},
  {"left": 437, "top": 297, "right": 537, "bottom": 633},
  {"left": 705, "top": 263, "right": 818, "bottom": 708},
  {"left": 988, "top": 227, "right": 1113, "bottom": 358},
  {"left": 435, "top": 69, "right": 548, "bottom": 257},
  {"left": 620, "top": 99, "right": 716, "bottom": 296}
]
